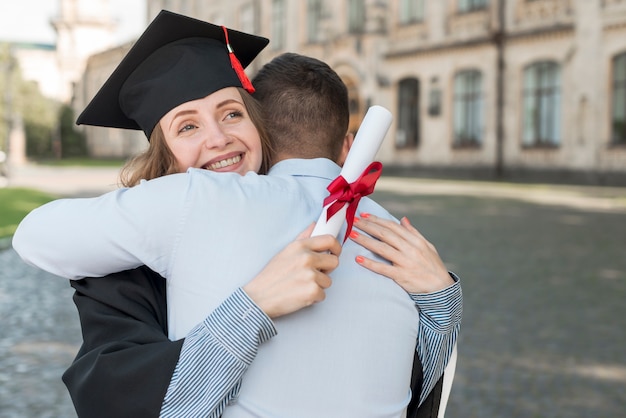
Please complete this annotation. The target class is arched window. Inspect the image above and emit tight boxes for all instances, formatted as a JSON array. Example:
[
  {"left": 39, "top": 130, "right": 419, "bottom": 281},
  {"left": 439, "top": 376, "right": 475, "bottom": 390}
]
[
  {"left": 344, "top": 78, "right": 362, "bottom": 134},
  {"left": 396, "top": 78, "right": 420, "bottom": 148},
  {"left": 522, "top": 61, "right": 561, "bottom": 146},
  {"left": 453, "top": 70, "right": 483, "bottom": 146},
  {"left": 612, "top": 52, "right": 626, "bottom": 144}
]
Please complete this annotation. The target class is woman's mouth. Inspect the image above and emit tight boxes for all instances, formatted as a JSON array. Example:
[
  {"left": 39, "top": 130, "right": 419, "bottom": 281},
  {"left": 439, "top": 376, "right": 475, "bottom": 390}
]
[{"left": 205, "top": 154, "right": 242, "bottom": 171}]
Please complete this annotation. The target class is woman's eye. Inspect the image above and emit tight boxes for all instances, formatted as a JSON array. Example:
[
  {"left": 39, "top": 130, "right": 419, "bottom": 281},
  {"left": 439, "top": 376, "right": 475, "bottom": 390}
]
[
  {"left": 225, "top": 111, "right": 243, "bottom": 120},
  {"left": 178, "top": 124, "right": 196, "bottom": 133}
]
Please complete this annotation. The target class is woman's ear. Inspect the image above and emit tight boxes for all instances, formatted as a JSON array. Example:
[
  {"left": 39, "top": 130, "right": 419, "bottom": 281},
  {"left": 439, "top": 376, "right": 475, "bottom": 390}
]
[{"left": 337, "top": 132, "right": 355, "bottom": 166}]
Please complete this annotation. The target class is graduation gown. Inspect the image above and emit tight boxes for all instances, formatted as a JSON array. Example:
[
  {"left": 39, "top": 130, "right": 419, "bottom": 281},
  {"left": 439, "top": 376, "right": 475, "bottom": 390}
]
[{"left": 63, "top": 266, "right": 442, "bottom": 418}]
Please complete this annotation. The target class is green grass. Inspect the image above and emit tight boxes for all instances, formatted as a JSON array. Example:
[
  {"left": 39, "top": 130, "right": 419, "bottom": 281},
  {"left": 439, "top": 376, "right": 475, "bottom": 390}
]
[
  {"left": 0, "top": 188, "right": 58, "bottom": 239},
  {"left": 34, "top": 157, "right": 127, "bottom": 167}
]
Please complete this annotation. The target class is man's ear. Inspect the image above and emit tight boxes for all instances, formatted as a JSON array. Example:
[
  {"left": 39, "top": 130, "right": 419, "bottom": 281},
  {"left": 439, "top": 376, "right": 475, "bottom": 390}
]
[{"left": 337, "top": 132, "right": 355, "bottom": 166}]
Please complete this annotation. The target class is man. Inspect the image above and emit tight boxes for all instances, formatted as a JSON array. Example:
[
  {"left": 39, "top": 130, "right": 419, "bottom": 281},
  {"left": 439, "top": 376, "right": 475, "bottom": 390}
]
[{"left": 16, "top": 18, "right": 461, "bottom": 416}]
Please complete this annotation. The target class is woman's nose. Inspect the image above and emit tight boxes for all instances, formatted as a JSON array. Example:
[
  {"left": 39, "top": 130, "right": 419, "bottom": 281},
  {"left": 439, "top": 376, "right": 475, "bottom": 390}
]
[{"left": 203, "top": 124, "right": 232, "bottom": 149}]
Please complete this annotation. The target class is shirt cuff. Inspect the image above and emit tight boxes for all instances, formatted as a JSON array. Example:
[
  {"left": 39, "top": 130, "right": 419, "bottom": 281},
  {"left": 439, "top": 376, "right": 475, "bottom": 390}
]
[
  {"left": 409, "top": 272, "right": 463, "bottom": 334},
  {"left": 202, "top": 288, "right": 277, "bottom": 365}
]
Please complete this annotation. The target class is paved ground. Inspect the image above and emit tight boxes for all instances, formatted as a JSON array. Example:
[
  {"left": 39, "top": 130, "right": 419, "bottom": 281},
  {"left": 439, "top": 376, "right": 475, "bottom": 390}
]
[{"left": 1, "top": 164, "right": 626, "bottom": 417}]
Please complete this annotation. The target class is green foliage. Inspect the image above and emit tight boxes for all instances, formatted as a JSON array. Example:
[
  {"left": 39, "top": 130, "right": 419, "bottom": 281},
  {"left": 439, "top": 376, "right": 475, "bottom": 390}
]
[
  {"left": 36, "top": 157, "right": 126, "bottom": 167},
  {"left": 59, "top": 104, "right": 87, "bottom": 157},
  {"left": 19, "top": 80, "right": 59, "bottom": 158},
  {"left": 0, "top": 43, "right": 61, "bottom": 159},
  {"left": 0, "top": 187, "right": 57, "bottom": 238}
]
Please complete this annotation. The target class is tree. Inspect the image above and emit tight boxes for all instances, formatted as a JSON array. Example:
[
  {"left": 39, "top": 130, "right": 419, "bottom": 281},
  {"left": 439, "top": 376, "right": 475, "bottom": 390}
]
[
  {"left": 1, "top": 43, "right": 60, "bottom": 160},
  {"left": 59, "top": 104, "right": 87, "bottom": 157}
]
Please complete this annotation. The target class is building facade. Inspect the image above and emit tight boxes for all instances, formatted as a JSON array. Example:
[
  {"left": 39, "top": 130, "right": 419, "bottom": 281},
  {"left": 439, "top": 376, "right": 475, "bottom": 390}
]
[
  {"left": 83, "top": 0, "right": 626, "bottom": 180},
  {"left": 74, "top": 42, "right": 147, "bottom": 157},
  {"left": 52, "top": 0, "right": 118, "bottom": 103}
]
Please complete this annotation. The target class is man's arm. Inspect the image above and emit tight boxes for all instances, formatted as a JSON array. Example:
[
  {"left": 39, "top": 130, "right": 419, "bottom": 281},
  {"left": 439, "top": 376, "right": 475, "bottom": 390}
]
[
  {"left": 63, "top": 266, "right": 182, "bottom": 418},
  {"left": 13, "top": 173, "right": 190, "bottom": 280}
]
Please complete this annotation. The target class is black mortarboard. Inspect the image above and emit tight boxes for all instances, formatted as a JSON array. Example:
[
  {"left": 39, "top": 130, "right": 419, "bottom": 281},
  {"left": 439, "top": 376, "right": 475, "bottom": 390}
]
[{"left": 76, "top": 10, "right": 269, "bottom": 138}]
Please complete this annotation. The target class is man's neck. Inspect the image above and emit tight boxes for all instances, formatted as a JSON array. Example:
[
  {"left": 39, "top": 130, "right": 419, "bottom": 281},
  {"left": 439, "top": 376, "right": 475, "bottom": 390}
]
[{"left": 271, "top": 153, "right": 337, "bottom": 168}]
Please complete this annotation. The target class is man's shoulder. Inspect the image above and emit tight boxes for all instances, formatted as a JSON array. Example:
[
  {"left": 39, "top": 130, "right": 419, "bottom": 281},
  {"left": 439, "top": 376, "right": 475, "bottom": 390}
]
[
  {"left": 183, "top": 169, "right": 323, "bottom": 207},
  {"left": 358, "top": 196, "right": 397, "bottom": 221}
]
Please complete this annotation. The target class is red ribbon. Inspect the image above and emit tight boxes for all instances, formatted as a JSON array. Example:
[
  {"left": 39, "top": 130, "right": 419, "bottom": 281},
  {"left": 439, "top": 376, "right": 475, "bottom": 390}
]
[{"left": 323, "top": 161, "right": 383, "bottom": 242}]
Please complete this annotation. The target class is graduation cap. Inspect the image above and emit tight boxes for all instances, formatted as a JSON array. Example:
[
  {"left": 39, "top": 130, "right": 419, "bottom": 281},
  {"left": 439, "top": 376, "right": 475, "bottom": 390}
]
[{"left": 76, "top": 10, "right": 269, "bottom": 138}]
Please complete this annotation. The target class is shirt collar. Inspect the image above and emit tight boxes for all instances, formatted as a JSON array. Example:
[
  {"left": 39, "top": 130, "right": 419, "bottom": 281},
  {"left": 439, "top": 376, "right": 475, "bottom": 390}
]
[{"left": 268, "top": 158, "right": 341, "bottom": 181}]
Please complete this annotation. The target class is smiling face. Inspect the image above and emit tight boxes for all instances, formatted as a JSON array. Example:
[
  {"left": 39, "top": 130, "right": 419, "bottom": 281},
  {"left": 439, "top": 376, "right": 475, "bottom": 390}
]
[{"left": 159, "top": 87, "right": 263, "bottom": 175}]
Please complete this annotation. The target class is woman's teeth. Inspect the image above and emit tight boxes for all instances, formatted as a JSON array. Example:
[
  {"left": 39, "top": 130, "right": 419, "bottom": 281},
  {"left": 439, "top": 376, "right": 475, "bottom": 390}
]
[{"left": 207, "top": 155, "right": 242, "bottom": 170}]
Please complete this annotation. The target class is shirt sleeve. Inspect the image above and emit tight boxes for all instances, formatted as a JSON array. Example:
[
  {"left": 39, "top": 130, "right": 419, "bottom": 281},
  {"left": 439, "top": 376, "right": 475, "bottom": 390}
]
[
  {"left": 410, "top": 272, "right": 463, "bottom": 405},
  {"left": 161, "top": 288, "right": 277, "bottom": 417},
  {"left": 12, "top": 173, "right": 191, "bottom": 280}
]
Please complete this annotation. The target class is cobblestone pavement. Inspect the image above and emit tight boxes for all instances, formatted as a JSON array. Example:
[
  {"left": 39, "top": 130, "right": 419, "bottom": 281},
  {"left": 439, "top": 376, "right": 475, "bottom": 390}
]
[
  {"left": 1, "top": 165, "right": 626, "bottom": 417},
  {"left": 372, "top": 186, "right": 626, "bottom": 418},
  {"left": 0, "top": 250, "right": 81, "bottom": 418}
]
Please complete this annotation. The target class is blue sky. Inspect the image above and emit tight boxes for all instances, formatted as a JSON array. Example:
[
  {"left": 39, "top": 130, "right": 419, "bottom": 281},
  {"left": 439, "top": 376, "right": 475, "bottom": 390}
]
[{"left": 0, "top": 0, "right": 146, "bottom": 45}]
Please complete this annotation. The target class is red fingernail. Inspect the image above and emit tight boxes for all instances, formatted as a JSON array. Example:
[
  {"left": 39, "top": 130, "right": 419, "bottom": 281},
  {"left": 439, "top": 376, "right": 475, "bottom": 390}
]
[
  {"left": 354, "top": 216, "right": 360, "bottom": 223},
  {"left": 361, "top": 212, "right": 371, "bottom": 218},
  {"left": 355, "top": 256, "right": 365, "bottom": 264},
  {"left": 349, "top": 230, "right": 359, "bottom": 239}
]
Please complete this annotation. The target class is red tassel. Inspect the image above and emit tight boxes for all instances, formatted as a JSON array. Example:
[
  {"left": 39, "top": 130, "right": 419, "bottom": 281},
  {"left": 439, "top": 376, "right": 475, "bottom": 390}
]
[{"left": 222, "top": 26, "right": 255, "bottom": 93}]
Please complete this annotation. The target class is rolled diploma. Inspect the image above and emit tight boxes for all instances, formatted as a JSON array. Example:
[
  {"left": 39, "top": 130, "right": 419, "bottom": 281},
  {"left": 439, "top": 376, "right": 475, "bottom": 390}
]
[{"left": 311, "top": 105, "right": 393, "bottom": 238}]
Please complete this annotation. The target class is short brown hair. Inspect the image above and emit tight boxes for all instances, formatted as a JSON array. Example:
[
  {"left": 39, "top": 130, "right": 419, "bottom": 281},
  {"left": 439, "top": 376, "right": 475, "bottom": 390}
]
[{"left": 252, "top": 53, "right": 349, "bottom": 165}]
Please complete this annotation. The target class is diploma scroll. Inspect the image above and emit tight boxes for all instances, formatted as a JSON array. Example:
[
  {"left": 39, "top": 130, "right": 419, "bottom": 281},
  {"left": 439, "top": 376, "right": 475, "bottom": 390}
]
[{"left": 312, "top": 105, "right": 393, "bottom": 239}]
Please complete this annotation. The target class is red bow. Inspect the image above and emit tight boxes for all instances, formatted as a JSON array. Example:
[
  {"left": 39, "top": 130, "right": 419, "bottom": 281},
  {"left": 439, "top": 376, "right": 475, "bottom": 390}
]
[{"left": 323, "top": 161, "right": 383, "bottom": 242}]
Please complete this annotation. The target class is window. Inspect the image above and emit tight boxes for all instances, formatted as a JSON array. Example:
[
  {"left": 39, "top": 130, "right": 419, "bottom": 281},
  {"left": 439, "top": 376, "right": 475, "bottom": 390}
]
[
  {"left": 348, "top": 0, "right": 366, "bottom": 33},
  {"left": 396, "top": 78, "right": 420, "bottom": 148},
  {"left": 612, "top": 52, "right": 626, "bottom": 144},
  {"left": 307, "top": 0, "right": 323, "bottom": 42},
  {"left": 271, "top": 0, "right": 286, "bottom": 50},
  {"left": 453, "top": 70, "right": 483, "bottom": 146},
  {"left": 522, "top": 62, "right": 561, "bottom": 146},
  {"left": 399, "top": 0, "right": 424, "bottom": 24},
  {"left": 458, "top": 0, "right": 488, "bottom": 13}
]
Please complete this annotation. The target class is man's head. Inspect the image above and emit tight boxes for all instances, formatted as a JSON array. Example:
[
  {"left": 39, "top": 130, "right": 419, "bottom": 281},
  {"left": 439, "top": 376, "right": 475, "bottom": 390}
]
[{"left": 252, "top": 53, "right": 351, "bottom": 165}]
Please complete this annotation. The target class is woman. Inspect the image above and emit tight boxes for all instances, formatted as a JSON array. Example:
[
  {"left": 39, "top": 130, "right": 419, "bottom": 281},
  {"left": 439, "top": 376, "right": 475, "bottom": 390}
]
[{"left": 15, "top": 10, "right": 342, "bottom": 417}]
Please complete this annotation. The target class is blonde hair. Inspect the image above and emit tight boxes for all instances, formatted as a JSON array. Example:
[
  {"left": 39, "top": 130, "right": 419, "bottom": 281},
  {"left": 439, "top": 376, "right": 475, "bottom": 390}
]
[{"left": 119, "top": 88, "right": 273, "bottom": 187}]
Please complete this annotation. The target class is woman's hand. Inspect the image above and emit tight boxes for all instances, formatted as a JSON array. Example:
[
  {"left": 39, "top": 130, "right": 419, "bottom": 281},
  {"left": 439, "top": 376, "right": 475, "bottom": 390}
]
[
  {"left": 349, "top": 213, "right": 454, "bottom": 294},
  {"left": 243, "top": 223, "right": 342, "bottom": 318}
]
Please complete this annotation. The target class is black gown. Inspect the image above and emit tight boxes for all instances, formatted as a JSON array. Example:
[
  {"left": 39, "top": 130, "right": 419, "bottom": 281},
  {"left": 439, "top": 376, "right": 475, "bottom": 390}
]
[{"left": 63, "top": 266, "right": 442, "bottom": 418}]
